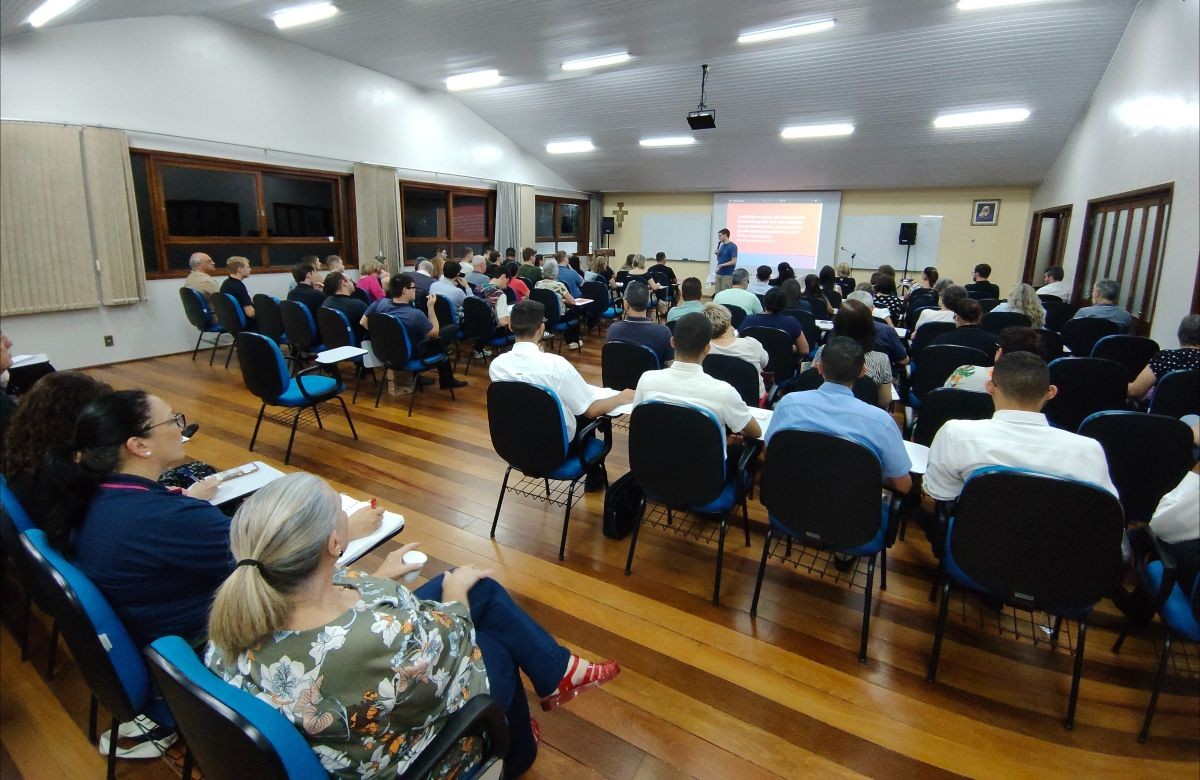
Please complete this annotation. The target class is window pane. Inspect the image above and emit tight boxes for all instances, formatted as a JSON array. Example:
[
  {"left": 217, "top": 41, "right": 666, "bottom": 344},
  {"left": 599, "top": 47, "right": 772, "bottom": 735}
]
[
  {"left": 452, "top": 195, "right": 489, "bottom": 239},
  {"left": 264, "top": 175, "right": 336, "bottom": 238},
  {"left": 559, "top": 203, "right": 580, "bottom": 237},
  {"left": 161, "top": 165, "right": 259, "bottom": 237},
  {"left": 266, "top": 243, "right": 342, "bottom": 269},
  {"left": 405, "top": 241, "right": 447, "bottom": 263},
  {"left": 129, "top": 154, "right": 159, "bottom": 273},
  {"left": 536, "top": 201, "right": 554, "bottom": 238},
  {"left": 535, "top": 241, "right": 558, "bottom": 255},
  {"left": 1118, "top": 208, "right": 1143, "bottom": 312},
  {"left": 404, "top": 189, "right": 448, "bottom": 237},
  {"left": 166, "top": 244, "right": 264, "bottom": 272}
]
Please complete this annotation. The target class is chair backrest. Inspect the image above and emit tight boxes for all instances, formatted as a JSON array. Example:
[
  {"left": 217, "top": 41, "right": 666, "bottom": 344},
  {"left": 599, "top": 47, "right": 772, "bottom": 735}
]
[
  {"left": 529, "top": 288, "right": 565, "bottom": 326},
  {"left": 580, "top": 280, "right": 612, "bottom": 318},
  {"left": 1059, "top": 317, "right": 1121, "bottom": 356},
  {"left": 1043, "top": 357, "right": 1127, "bottom": 432},
  {"left": 252, "top": 295, "right": 287, "bottom": 345},
  {"left": 702, "top": 354, "right": 760, "bottom": 406},
  {"left": 1148, "top": 369, "right": 1200, "bottom": 418},
  {"left": 601, "top": 341, "right": 660, "bottom": 391},
  {"left": 981, "top": 310, "right": 1031, "bottom": 332},
  {"left": 794, "top": 366, "right": 824, "bottom": 392},
  {"left": 761, "top": 430, "right": 886, "bottom": 549},
  {"left": 235, "top": 333, "right": 290, "bottom": 403},
  {"left": 1038, "top": 293, "right": 1063, "bottom": 304},
  {"left": 366, "top": 313, "right": 417, "bottom": 367},
  {"left": 211, "top": 292, "right": 246, "bottom": 336},
  {"left": 947, "top": 469, "right": 1124, "bottom": 612},
  {"left": 316, "top": 306, "right": 356, "bottom": 350},
  {"left": 721, "top": 303, "right": 747, "bottom": 329},
  {"left": 487, "top": 382, "right": 570, "bottom": 475},
  {"left": 179, "top": 287, "right": 214, "bottom": 331},
  {"left": 977, "top": 298, "right": 1003, "bottom": 314},
  {"left": 0, "top": 474, "right": 34, "bottom": 533},
  {"left": 20, "top": 529, "right": 149, "bottom": 723},
  {"left": 789, "top": 367, "right": 879, "bottom": 407},
  {"left": 280, "top": 300, "right": 320, "bottom": 350},
  {"left": 911, "top": 345, "right": 992, "bottom": 405},
  {"left": 911, "top": 388, "right": 996, "bottom": 447},
  {"left": 1078, "top": 411, "right": 1195, "bottom": 525},
  {"left": 461, "top": 296, "right": 497, "bottom": 340},
  {"left": 145, "top": 636, "right": 326, "bottom": 780},
  {"left": 910, "top": 321, "right": 957, "bottom": 362},
  {"left": 1036, "top": 328, "right": 1066, "bottom": 361},
  {"left": 1041, "top": 299, "right": 1077, "bottom": 332},
  {"left": 1090, "top": 335, "right": 1159, "bottom": 382},
  {"left": 432, "top": 295, "right": 457, "bottom": 327},
  {"left": 740, "top": 326, "right": 797, "bottom": 383},
  {"left": 781, "top": 309, "right": 820, "bottom": 351},
  {"left": 629, "top": 401, "right": 727, "bottom": 507},
  {"left": 905, "top": 305, "right": 935, "bottom": 332}
]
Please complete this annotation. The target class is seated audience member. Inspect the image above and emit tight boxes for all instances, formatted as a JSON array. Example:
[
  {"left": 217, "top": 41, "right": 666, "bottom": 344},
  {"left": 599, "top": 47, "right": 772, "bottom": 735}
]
[
  {"left": 411, "top": 258, "right": 437, "bottom": 297},
  {"left": 555, "top": 250, "right": 584, "bottom": 297},
  {"left": 633, "top": 312, "right": 761, "bottom": 440},
  {"left": 1072, "top": 278, "right": 1134, "bottom": 333},
  {"left": 931, "top": 299, "right": 999, "bottom": 354},
  {"left": 459, "top": 246, "right": 476, "bottom": 275},
  {"left": 482, "top": 266, "right": 513, "bottom": 329},
  {"left": 846, "top": 290, "right": 907, "bottom": 366},
  {"left": 588, "top": 255, "right": 613, "bottom": 285},
  {"left": 767, "top": 335, "right": 912, "bottom": 493},
  {"left": 3, "top": 372, "right": 113, "bottom": 534},
  {"left": 355, "top": 259, "right": 389, "bottom": 303},
  {"left": 490, "top": 300, "right": 633, "bottom": 489},
  {"left": 742, "top": 288, "right": 809, "bottom": 356},
  {"left": 965, "top": 263, "right": 1000, "bottom": 299},
  {"left": 504, "top": 262, "right": 530, "bottom": 302},
  {"left": 1149, "top": 454, "right": 1200, "bottom": 594},
  {"left": 872, "top": 273, "right": 904, "bottom": 320},
  {"left": 652, "top": 252, "right": 677, "bottom": 286},
  {"left": 991, "top": 282, "right": 1045, "bottom": 329},
  {"left": 287, "top": 261, "right": 327, "bottom": 319},
  {"left": 749, "top": 265, "right": 773, "bottom": 296},
  {"left": 322, "top": 271, "right": 368, "bottom": 342},
  {"left": 206, "top": 473, "right": 620, "bottom": 778},
  {"left": 466, "top": 255, "right": 490, "bottom": 290},
  {"left": 361, "top": 274, "right": 468, "bottom": 390},
  {"left": 701, "top": 303, "right": 769, "bottom": 402},
  {"left": 1128, "top": 314, "right": 1200, "bottom": 401},
  {"left": 606, "top": 282, "right": 673, "bottom": 365},
  {"left": 430, "top": 261, "right": 473, "bottom": 319},
  {"left": 811, "top": 300, "right": 894, "bottom": 407},
  {"left": 535, "top": 262, "right": 583, "bottom": 349},
  {"left": 944, "top": 326, "right": 1046, "bottom": 393},
  {"left": 430, "top": 247, "right": 448, "bottom": 280},
  {"left": 818, "top": 265, "right": 843, "bottom": 310},
  {"left": 219, "top": 256, "right": 256, "bottom": 328},
  {"left": 517, "top": 247, "right": 542, "bottom": 284},
  {"left": 914, "top": 283, "right": 968, "bottom": 332},
  {"left": 800, "top": 274, "right": 835, "bottom": 318},
  {"left": 906, "top": 266, "right": 938, "bottom": 300},
  {"left": 921, "top": 352, "right": 1118, "bottom": 508},
  {"left": 667, "top": 277, "right": 706, "bottom": 323},
  {"left": 323, "top": 255, "right": 345, "bottom": 274},
  {"left": 834, "top": 262, "right": 855, "bottom": 298},
  {"left": 713, "top": 268, "right": 764, "bottom": 315},
  {"left": 1037, "top": 265, "right": 1071, "bottom": 301},
  {"left": 777, "top": 277, "right": 802, "bottom": 311},
  {"left": 184, "top": 252, "right": 219, "bottom": 300},
  {"left": 770, "top": 262, "right": 796, "bottom": 288},
  {"left": 504, "top": 246, "right": 517, "bottom": 264},
  {"left": 616, "top": 253, "right": 658, "bottom": 290}
]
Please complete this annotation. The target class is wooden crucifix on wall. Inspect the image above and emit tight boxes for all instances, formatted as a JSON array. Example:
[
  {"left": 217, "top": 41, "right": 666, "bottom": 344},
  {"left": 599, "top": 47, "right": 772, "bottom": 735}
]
[{"left": 612, "top": 201, "right": 628, "bottom": 228}]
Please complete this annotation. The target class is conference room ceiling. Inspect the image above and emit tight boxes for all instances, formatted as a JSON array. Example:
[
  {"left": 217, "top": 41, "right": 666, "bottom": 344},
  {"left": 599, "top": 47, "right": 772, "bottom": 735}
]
[{"left": 1, "top": 0, "right": 1140, "bottom": 193}]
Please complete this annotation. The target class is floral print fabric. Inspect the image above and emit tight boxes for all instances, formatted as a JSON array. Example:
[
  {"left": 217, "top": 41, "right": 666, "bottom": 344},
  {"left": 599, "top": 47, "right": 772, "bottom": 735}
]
[{"left": 205, "top": 572, "right": 490, "bottom": 778}]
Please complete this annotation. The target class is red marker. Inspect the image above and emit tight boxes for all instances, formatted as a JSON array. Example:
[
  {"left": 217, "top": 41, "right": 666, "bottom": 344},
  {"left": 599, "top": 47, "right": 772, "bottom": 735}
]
[{"left": 370, "top": 497, "right": 378, "bottom": 509}]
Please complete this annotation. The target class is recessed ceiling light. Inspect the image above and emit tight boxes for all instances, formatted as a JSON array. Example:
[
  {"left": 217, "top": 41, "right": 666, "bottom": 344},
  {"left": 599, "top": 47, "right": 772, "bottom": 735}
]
[
  {"left": 933, "top": 108, "right": 1031, "bottom": 128},
  {"left": 780, "top": 122, "right": 855, "bottom": 139},
  {"left": 446, "top": 69, "right": 502, "bottom": 91},
  {"left": 639, "top": 136, "right": 697, "bottom": 148},
  {"left": 561, "top": 52, "right": 632, "bottom": 72},
  {"left": 272, "top": 2, "right": 339, "bottom": 29},
  {"left": 26, "top": 0, "right": 79, "bottom": 28},
  {"left": 546, "top": 140, "right": 595, "bottom": 154},
  {"left": 738, "top": 19, "right": 835, "bottom": 44},
  {"left": 958, "top": 0, "right": 1045, "bottom": 10}
]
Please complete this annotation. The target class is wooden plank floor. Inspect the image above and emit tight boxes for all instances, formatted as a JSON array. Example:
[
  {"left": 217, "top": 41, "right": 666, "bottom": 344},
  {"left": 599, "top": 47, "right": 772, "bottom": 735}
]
[{"left": 2, "top": 341, "right": 1198, "bottom": 778}]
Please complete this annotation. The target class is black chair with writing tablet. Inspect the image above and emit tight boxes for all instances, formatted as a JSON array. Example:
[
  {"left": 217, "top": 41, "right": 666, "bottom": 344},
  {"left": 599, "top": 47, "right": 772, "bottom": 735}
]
[
  {"left": 251, "top": 294, "right": 288, "bottom": 347},
  {"left": 908, "top": 345, "right": 992, "bottom": 409},
  {"left": 1041, "top": 300, "right": 1077, "bottom": 332},
  {"left": 740, "top": 325, "right": 798, "bottom": 391},
  {"left": 1090, "top": 334, "right": 1159, "bottom": 382},
  {"left": 1059, "top": 317, "right": 1121, "bottom": 357},
  {"left": 702, "top": 354, "right": 760, "bottom": 407},
  {"left": 601, "top": 341, "right": 660, "bottom": 391},
  {"left": 981, "top": 310, "right": 1031, "bottom": 333},
  {"left": 178, "top": 288, "right": 226, "bottom": 364},
  {"left": 908, "top": 321, "right": 956, "bottom": 363},
  {"left": 720, "top": 303, "right": 747, "bottom": 329},
  {"left": 1148, "top": 369, "right": 1200, "bottom": 419},
  {"left": 1043, "top": 357, "right": 1126, "bottom": 432}
]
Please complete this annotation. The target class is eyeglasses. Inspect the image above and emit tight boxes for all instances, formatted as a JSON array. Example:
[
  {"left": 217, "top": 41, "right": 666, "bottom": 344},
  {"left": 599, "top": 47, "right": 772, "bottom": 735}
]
[{"left": 145, "top": 412, "right": 186, "bottom": 432}]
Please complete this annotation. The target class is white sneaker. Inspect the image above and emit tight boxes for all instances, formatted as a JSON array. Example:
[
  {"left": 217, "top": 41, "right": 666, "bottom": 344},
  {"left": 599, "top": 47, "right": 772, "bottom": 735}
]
[
  {"left": 97, "top": 716, "right": 177, "bottom": 760},
  {"left": 568, "top": 341, "right": 582, "bottom": 350}
]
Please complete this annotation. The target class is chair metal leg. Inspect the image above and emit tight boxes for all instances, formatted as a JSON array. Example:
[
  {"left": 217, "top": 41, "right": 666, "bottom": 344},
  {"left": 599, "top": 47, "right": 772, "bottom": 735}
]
[
  {"left": 559, "top": 481, "right": 576, "bottom": 561},
  {"left": 785, "top": 537, "right": 793, "bottom": 559},
  {"left": 859, "top": 554, "right": 877, "bottom": 664},
  {"left": 352, "top": 366, "right": 363, "bottom": 403},
  {"left": 666, "top": 506, "right": 673, "bottom": 526},
  {"left": 375, "top": 368, "right": 389, "bottom": 408},
  {"left": 191, "top": 331, "right": 203, "bottom": 360},
  {"left": 224, "top": 339, "right": 235, "bottom": 368},
  {"left": 750, "top": 528, "right": 773, "bottom": 617},
  {"left": 741, "top": 495, "right": 751, "bottom": 546},
  {"left": 1050, "top": 615, "right": 1063, "bottom": 646},
  {"left": 544, "top": 479, "right": 551, "bottom": 500},
  {"left": 1064, "top": 617, "right": 1087, "bottom": 730},
  {"left": 1111, "top": 619, "right": 1131, "bottom": 653},
  {"left": 713, "top": 518, "right": 729, "bottom": 605},
  {"left": 625, "top": 516, "right": 642, "bottom": 575},
  {"left": 284, "top": 408, "right": 301, "bottom": 465},
  {"left": 19, "top": 591, "right": 31, "bottom": 660},
  {"left": 209, "top": 334, "right": 219, "bottom": 365},
  {"left": 926, "top": 579, "right": 952, "bottom": 682},
  {"left": 407, "top": 372, "right": 419, "bottom": 417},
  {"left": 880, "top": 547, "right": 888, "bottom": 591},
  {"left": 106, "top": 715, "right": 119, "bottom": 780},
  {"left": 928, "top": 561, "right": 943, "bottom": 602},
  {"left": 88, "top": 694, "right": 99, "bottom": 743},
  {"left": 312, "top": 403, "right": 324, "bottom": 429},
  {"left": 47, "top": 619, "right": 59, "bottom": 679},
  {"left": 249, "top": 404, "right": 266, "bottom": 452},
  {"left": 1139, "top": 629, "right": 1171, "bottom": 743},
  {"left": 182, "top": 747, "right": 195, "bottom": 780},
  {"left": 491, "top": 468, "right": 512, "bottom": 538},
  {"left": 333, "top": 396, "right": 358, "bottom": 439}
]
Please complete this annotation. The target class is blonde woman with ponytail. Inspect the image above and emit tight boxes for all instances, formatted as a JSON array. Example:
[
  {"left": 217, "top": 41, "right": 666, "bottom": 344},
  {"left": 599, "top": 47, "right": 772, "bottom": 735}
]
[{"left": 206, "top": 473, "right": 619, "bottom": 778}]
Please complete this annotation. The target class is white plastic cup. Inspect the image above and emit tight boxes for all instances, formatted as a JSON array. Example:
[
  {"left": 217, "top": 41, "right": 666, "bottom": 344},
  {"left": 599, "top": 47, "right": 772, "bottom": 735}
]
[{"left": 401, "top": 551, "right": 428, "bottom": 584}]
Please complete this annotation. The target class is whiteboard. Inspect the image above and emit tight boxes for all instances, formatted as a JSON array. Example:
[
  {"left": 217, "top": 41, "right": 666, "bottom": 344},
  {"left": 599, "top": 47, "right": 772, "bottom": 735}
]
[
  {"left": 641, "top": 213, "right": 713, "bottom": 262},
  {"left": 836, "top": 215, "right": 942, "bottom": 272}
]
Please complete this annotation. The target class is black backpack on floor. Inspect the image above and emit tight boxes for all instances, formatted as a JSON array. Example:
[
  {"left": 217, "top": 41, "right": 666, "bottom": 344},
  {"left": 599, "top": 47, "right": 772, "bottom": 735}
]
[{"left": 603, "top": 472, "right": 645, "bottom": 539}]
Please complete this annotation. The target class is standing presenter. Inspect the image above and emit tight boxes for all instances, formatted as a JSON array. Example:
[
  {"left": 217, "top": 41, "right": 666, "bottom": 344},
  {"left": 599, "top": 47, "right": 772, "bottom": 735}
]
[{"left": 714, "top": 228, "right": 738, "bottom": 293}]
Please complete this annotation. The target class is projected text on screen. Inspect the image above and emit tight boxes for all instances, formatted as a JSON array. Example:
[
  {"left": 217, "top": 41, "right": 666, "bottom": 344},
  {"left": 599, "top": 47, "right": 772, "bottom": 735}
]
[{"left": 712, "top": 192, "right": 842, "bottom": 275}]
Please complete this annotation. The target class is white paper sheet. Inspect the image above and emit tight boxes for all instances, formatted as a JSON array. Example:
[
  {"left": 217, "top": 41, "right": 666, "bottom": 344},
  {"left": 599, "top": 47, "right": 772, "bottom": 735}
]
[{"left": 338, "top": 494, "right": 405, "bottom": 567}]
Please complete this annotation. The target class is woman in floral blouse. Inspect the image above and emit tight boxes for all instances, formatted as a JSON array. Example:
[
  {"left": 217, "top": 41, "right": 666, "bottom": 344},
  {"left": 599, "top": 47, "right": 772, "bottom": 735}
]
[{"left": 206, "top": 473, "right": 619, "bottom": 778}]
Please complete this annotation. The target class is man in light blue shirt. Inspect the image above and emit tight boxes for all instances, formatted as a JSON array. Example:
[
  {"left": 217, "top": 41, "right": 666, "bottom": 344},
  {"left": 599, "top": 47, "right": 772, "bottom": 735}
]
[
  {"left": 555, "top": 251, "right": 583, "bottom": 297},
  {"left": 429, "top": 260, "right": 471, "bottom": 316},
  {"left": 767, "top": 336, "right": 912, "bottom": 495},
  {"left": 713, "top": 268, "right": 764, "bottom": 316},
  {"left": 667, "top": 277, "right": 706, "bottom": 323}
]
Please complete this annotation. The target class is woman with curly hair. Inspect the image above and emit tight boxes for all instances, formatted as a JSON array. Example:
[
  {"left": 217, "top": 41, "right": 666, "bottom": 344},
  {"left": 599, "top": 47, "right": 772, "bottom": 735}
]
[{"left": 992, "top": 282, "right": 1045, "bottom": 329}]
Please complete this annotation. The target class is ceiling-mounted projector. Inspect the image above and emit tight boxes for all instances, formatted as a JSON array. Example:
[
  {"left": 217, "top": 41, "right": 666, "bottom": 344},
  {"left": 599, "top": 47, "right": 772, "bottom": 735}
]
[{"left": 687, "top": 64, "right": 715, "bottom": 130}]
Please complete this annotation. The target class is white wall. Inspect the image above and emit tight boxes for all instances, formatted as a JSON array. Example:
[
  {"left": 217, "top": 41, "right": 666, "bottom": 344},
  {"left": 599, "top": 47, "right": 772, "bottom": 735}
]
[
  {"left": 1031, "top": 0, "right": 1199, "bottom": 346},
  {"left": 0, "top": 15, "right": 581, "bottom": 367}
]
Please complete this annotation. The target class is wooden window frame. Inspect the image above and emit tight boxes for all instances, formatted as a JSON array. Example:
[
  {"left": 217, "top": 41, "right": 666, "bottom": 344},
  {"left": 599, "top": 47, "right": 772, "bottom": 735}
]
[
  {"left": 1021, "top": 204, "right": 1072, "bottom": 284},
  {"left": 132, "top": 148, "right": 356, "bottom": 279},
  {"left": 535, "top": 196, "right": 589, "bottom": 254},
  {"left": 399, "top": 181, "right": 496, "bottom": 260}
]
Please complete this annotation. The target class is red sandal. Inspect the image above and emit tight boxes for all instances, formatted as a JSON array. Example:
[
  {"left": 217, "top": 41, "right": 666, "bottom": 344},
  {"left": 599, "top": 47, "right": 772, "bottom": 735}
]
[
  {"left": 530, "top": 717, "right": 540, "bottom": 745},
  {"left": 540, "top": 655, "right": 620, "bottom": 711}
]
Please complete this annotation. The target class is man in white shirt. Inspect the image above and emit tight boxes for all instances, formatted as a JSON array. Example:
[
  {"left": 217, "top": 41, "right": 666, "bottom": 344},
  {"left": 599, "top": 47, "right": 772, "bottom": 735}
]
[
  {"left": 1036, "top": 265, "right": 1072, "bottom": 302},
  {"left": 634, "top": 312, "right": 761, "bottom": 440},
  {"left": 712, "top": 268, "right": 764, "bottom": 316},
  {"left": 490, "top": 299, "right": 633, "bottom": 490},
  {"left": 922, "top": 351, "right": 1117, "bottom": 508}
]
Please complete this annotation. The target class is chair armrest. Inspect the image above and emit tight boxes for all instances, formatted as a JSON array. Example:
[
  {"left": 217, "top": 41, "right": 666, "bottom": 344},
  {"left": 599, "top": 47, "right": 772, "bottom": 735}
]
[
  {"left": 398, "top": 695, "right": 509, "bottom": 780},
  {"left": 577, "top": 415, "right": 614, "bottom": 464},
  {"left": 884, "top": 489, "right": 908, "bottom": 547},
  {"left": 294, "top": 364, "right": 335, "bottom": 401},
  {"left": 737, "top": 438, "right": 764, "bottom": 478}
]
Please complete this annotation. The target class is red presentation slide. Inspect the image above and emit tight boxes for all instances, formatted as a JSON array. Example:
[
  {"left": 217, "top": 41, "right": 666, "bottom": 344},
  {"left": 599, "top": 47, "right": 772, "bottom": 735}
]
[{"left": 727, "top": 202, "right": 823, "bottom": 269}]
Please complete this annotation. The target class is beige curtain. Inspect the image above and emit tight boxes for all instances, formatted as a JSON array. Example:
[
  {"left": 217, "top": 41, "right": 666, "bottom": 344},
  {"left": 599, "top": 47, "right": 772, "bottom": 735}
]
[
  {"left": 82, "top": 127, "right": 147, "bottom": 305},
  {"left": 0, "top": 122, "right": 96, "bottom": 315},
  {"left": 516, "top": 184, "right": 536, "bottom": 249},
  {"left": 353, "top": 163, "right": 402, "bottom": 273}
]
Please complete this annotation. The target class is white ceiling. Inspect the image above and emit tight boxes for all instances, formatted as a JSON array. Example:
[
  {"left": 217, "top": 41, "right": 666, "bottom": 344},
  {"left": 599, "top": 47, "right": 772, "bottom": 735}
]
[{"left": 1, "top": 0, "right": 1139, "bottom": 192}]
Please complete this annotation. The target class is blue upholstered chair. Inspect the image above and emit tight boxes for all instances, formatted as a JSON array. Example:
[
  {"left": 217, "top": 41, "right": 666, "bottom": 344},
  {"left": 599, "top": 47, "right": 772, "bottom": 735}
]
[
  {"left": 179, "top": 288, "right": 226, "bottom": 364},
  {"left": 366, "top": 312, "right": 456, "bottom": 416},
  {"left": 210, "top": 292, "right": 248, "bottom": 369},
  {"left": 253, "top": 294, "right": 289, "bottom": 347}
]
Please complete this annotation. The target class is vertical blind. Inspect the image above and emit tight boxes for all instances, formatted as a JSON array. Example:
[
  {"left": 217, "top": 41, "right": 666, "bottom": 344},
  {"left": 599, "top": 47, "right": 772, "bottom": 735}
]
[
  {"left": 82, "top": 127, "right": 147, "bottom": 305},
  {"left": 353, "top": 163, "right": 402, "bottom": 273}
]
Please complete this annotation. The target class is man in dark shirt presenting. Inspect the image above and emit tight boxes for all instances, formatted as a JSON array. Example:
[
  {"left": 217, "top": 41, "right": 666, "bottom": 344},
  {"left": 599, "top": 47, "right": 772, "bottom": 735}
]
[
  {"left": 287, "top": 261, "right": 326, "bottom": 319},
  {"left": 219, "top": 256, "right": 256, "bottom": 329},
  {"left": 360, "top": 273, "right": 467, "bottom": 389},
  {"left": 606, "top": 281, "right": 674, "bottom": 366}
]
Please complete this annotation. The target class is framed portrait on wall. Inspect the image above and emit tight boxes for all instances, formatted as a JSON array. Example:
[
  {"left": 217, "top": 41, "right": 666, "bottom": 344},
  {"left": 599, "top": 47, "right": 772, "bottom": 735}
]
[{"left": 972, "top": 199, "right": 1000, "bottom": 226}]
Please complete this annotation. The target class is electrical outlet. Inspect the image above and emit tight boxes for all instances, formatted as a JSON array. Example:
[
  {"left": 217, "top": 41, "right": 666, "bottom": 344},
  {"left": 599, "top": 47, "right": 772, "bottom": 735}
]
[
  {"left": 969, "top": 239, "right": 976, "bottom": 248},
  {"left": 103, "top": 335, "right": 114, "bottom": 347}
]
